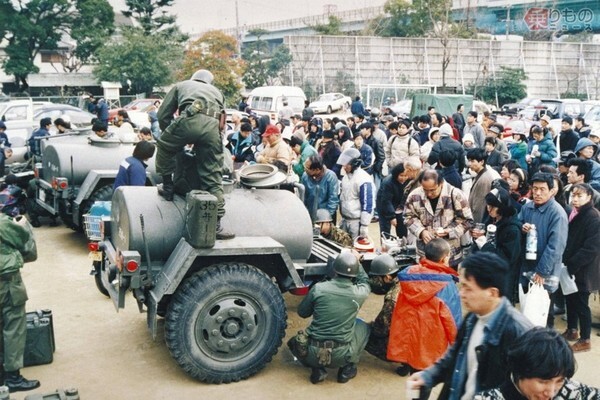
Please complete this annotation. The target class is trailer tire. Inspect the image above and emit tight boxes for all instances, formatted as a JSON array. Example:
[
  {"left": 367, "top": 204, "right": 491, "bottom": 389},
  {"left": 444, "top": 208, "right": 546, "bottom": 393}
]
[{"left": 165, "top": 263, "right": 287, "bottom": 384}]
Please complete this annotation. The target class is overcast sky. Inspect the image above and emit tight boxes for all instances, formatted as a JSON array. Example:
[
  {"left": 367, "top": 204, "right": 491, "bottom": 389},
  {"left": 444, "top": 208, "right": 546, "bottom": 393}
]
[{"left": 109, "top": 0, "right": 387, "bottom": 34}]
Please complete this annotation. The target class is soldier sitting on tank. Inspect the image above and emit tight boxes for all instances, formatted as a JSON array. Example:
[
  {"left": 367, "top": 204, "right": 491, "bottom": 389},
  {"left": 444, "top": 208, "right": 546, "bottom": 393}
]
[
  {"left": 315, "top": 209, "right": 353, "bottom": 248},
  {"left": 155, "top": 69, "right": 234, "bottom": 240},
  {"left": 288, "top": 251, "right": 371, "bottom": 384}
]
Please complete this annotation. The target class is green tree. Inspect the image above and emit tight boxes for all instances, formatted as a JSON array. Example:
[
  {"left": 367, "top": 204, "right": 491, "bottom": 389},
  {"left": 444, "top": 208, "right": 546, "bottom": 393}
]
[
  {"left": 242, "top": 29, "right": 292, "bottom": 89},
  {"left": 179, "top": 30, "right": 244, "bottom": 106},
  {"left": 122, "top": 0, "right": 186, "bottom": 41},
  {"left": 94, "top": 28, "right": 183, "bottom": 96},
  {"left": 1, "top": 0, "right": 73, "bottom": 92},
  {"left": 311, "top": 15, "right": 343, "bottom": 35},
  {"left": 70, "top": 0, "right": 115, "bottom": 67},
  {"left": 382, "top": 0, "right": 430, "bottom": 37},
  {"left": 468, "top": 67, "right": 527, "bottom": 106}
]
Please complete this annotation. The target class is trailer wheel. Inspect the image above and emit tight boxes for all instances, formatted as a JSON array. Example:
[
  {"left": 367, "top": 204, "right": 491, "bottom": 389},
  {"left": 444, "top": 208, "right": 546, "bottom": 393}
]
[
  {"left": 93, "top": 261, "right": 109, "bottom": 297},
  {"left": 165, "top": 263, "right": 287, "bottom": 384}
]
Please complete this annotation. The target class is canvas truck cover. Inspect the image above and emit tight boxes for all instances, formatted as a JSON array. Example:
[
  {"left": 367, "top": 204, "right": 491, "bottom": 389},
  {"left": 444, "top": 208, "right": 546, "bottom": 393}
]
[{"left": 410, "top": 94, "right": 473, "bottom": 119}]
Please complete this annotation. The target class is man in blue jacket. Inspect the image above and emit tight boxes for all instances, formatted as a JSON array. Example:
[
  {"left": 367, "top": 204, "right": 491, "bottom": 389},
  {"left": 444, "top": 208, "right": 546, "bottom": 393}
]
[
  {"left": 301, "top": 155, "right": 339, "bottom": 223},
  {"left": 518, "top": 172, "right": 568, "bottom": 328},
  {"left": 27, "top": 118, "right": 51, "bottom": 159},
  {"left": 113, "top": 141, "right": 155, "bottom": 191}
]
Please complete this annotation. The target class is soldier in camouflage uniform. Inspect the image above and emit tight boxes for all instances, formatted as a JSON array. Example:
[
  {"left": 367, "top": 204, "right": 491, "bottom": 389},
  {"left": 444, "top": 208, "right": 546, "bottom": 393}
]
[
  {"left": 315, "top": 209, "right": 353, "bottom": 248},
  {"left": 156, "top": 69, "right": 234, "bottom": 240},
  {"left": 365, "top": 254, "right": 400, "bottom": 361},
  {"left": 0, "top": 214, "right": 40, "bottom": 393},
  {"left": 289, "top": 252, "right": 371, "bottom": 384}
]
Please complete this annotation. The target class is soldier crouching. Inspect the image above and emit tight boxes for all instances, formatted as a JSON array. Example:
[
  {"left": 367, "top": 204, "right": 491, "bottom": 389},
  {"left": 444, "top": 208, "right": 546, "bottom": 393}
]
[{"left": 287, "top": 252, "right": 371, "bottom": 384}]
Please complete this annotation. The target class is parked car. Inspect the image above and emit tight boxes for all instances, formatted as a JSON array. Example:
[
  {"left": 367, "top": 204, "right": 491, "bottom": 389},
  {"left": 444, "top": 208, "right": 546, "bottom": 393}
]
[
  {"left": 34, "top": 104, "right": 95, "bottom": 131},
  {"left": 501, "top": 97, "right": 541, "bottom": 115},
  {"left": 584, "top": 104, "right": 600, "bottom": 130},
  {"left": 308, "top": 92, "right": 351, "bottom": 114},
  {"left": 248, "top": 86, "right": 306, "bottom": 122},
  {"left": 107, "top": 98, "right": 161, "bottom": 123},
  {"left": 537, "top": 98, "right": 584, "bottom": 120}
]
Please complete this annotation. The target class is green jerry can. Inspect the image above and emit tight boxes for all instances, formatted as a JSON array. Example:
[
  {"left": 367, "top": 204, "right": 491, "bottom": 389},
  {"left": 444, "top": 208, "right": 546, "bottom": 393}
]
[
  {"left": 24, "top": 388, "right": 79, "bottom": 400},
  {"left": 23, "top": 309, "right": 55, "bottom": 367}
]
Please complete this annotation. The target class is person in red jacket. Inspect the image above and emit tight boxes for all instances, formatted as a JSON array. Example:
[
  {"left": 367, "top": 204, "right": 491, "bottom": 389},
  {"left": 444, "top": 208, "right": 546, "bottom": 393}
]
[{"left": 387, "top": 239, "right": 462, "bottom": 376}]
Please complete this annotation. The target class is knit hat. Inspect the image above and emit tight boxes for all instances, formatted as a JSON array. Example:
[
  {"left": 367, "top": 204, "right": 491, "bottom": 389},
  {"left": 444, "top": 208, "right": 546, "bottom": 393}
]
[
  {"left": 335, "top": 122, "right": 345, "bottom": 131},
  {"left": 322, "top": 130, "right": 335, "bottom": 140},
  {"left": 590, "top": 129, "right": 600, "bottom": 138},
  {"left": 540, "top": 114, "right": 551, "bottom": 123},
  {"left": 462, "top": 133, "right": 475, "bottom": 144},
  {"left": 485, "top": 187, "right": 515, "bottom": 217},
  {"left": 263, "top": 124, "right": 280, "bottom": 137},
  {"left": 439, "top": 124, "right": 452, "bottom": 137}
]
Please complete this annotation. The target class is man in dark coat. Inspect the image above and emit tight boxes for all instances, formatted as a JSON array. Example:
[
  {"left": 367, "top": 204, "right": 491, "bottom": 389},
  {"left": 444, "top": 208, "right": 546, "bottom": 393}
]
[
  {"left": 360, "top": 123, "right": 385, "bottom": 184},
  {"left": 556, "top": 116, "right": 580, "bottom": 154},
  {"left": 428, "top": 126, "right": 465, "bottom": 174}
]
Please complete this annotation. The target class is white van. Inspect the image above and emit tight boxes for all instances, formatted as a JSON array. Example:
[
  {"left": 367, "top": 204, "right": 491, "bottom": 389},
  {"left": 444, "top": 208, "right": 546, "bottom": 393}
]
[{"left": 247, "top": 86, "right": 306, "bottom": 121}]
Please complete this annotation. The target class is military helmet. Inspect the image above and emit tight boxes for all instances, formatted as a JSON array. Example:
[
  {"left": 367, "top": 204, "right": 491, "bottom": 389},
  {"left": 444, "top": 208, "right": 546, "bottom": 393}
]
[
  {"left": 315, "top": 209, "right": 333, "bottom": 223},
  {"left": 191, "top": 69, "right": 214, "bottom": 84},
  {"left": 333, "top": 252, "right": 360, "bottom": 277},
  {"left": 369, "top": 253, "right": 399, "bottom": 276}
]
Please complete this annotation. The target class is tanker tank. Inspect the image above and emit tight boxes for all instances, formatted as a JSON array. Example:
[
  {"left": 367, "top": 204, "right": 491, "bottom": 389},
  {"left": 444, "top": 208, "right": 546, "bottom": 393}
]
[
  {"left": 111, "top": 186, "right": 314, "bottom": 262},
  {"left": 41, "top": 140, "right": 157, "bottom": 185}
]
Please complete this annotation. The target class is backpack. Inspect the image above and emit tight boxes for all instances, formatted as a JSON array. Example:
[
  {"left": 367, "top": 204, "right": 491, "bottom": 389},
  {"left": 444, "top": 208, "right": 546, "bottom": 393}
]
[{"left": 0, "top": 185, "right": 25, "bottom": 217}]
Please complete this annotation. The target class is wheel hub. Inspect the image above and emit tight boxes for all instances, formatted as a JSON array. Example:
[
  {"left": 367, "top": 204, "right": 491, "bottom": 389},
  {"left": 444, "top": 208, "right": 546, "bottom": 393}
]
[{"left": 197, "top": 298, "right": 259, "bottom": 355}]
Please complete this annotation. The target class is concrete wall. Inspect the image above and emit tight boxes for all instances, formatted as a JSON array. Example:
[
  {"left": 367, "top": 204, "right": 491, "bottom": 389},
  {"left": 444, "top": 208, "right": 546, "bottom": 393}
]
[{"left": 285, "top": 35, "right": 600, "bottom": 103}]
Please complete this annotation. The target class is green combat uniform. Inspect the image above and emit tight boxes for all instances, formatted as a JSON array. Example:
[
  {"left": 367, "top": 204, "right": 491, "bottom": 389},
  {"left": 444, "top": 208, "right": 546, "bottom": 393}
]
[
  {"left": 365, "top": 280, "right": 400, "bottom": 361},
  {"left": 322, "top": 226, "right": 354, "bottom": 248},
  {"left": 0, "top": 214, "right": 35, "bottom": 373},
  {"left": 156, "top": 79, "right": 226, "bottom": 217},
  {"left": 292, "top": 265, "right": 371, "bottom": 369}
]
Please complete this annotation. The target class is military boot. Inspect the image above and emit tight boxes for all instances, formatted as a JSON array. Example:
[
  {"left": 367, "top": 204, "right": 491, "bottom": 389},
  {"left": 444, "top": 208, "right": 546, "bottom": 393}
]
[
  {"left": 158, "top": 175, "right": 174, "bottom": 201},
  {"left": 337, "top": 363, "right": 357, "bottom": 383},
  {"left": 4, "top": 370, "right": 40, "bottom": 393},
  {"left": 309, "top": 367, "right": 327, "bottom": 384},
  {"left": 216, "top": 218, "right": 235, "bottom": 240}
]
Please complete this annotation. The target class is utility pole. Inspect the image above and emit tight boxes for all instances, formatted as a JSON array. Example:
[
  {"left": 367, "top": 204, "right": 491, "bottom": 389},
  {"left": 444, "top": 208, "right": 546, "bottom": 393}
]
[
  {"left": 235, "top": 0, "right": 241, "bottom": 56},
  {"left": 506, "top": 4, "right": 511, "bottom": 39}
]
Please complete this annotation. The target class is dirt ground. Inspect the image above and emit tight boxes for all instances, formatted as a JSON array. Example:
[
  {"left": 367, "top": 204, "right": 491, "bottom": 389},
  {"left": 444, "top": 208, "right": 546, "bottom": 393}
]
[{"left": 13, "top": 223, "right": 600, "bottom": 400}]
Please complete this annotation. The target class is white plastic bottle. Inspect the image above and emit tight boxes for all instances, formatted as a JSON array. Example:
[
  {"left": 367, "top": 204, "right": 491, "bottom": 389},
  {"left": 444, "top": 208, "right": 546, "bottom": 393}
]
[{"left": 525, "top": 225, "right": 537, "bottom": 260}]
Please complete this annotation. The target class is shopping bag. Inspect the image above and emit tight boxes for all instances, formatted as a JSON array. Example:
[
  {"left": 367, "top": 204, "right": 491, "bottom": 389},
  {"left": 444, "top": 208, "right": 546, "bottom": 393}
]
[
  {"left": 520, "top": 282, "right": 550, "bottom": 327},
  {"left": 559, "top": 264, "right": 578, "bottom": 296}
]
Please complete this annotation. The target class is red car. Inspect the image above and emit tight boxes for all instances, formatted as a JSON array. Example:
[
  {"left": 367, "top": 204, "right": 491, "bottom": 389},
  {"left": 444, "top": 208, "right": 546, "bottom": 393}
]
[{"left": 107, "top": 98, "right": 161, "bottom": 122}]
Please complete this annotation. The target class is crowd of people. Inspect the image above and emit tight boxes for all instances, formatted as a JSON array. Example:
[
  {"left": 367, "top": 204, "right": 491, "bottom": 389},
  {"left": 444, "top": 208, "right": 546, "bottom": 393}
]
[
  {"left": 2, "top": 81, "right": 600, "bottom": 395},
  {"left": 265, "top": 99, "right": 600, "bottom": 396}
]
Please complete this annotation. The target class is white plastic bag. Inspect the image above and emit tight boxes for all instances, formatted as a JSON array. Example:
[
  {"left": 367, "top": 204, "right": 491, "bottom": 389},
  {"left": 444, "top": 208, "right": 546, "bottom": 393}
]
[
  {"left": 520, "top": 282, "right": 550, "bottom": 327},
  {"left": 559, "top": 264, "right": 578, "bottom": 296}
]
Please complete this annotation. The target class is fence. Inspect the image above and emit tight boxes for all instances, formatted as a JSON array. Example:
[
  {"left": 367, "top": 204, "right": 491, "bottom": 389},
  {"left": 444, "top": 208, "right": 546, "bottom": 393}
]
[{"left": 284, "top": 35, "right": 600, "bottom": 105}]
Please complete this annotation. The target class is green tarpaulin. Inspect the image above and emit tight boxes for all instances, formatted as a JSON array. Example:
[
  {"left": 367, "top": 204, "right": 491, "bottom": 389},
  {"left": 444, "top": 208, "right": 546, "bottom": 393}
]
[{"left": 410, "top": 94, "right": 473, "bottom": 119}]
